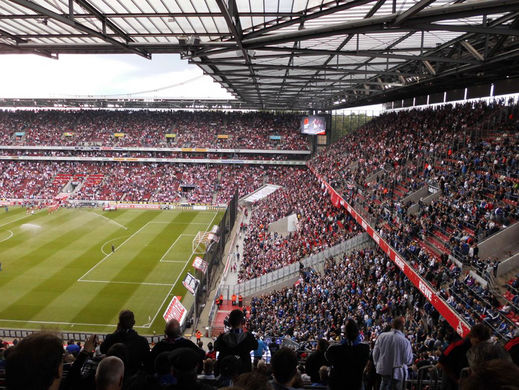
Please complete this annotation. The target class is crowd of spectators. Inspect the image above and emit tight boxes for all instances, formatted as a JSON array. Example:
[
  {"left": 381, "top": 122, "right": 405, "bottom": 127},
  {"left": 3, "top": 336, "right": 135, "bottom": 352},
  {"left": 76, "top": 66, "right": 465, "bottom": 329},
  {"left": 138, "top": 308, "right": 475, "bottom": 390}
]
[
  {"left": 0, "top": 110, "right": 309, "bottom": 150},
  {"left": 3, "top": 304, "right": 517, "bottom": 390},
  {"left": 0, "top": 148, "right": 304, "bottom": 161},
  {"left": 246, "top": 248, "right": 519, "bottom": 389},
  {"left": 307, "top": 100, "right": 519, "bottom": 339},
  {"left": 238, "top": 169, "right": 361, "bottom": 282},
  {"left": 0, "top": 161, "right": 301, "bottom": 205}
]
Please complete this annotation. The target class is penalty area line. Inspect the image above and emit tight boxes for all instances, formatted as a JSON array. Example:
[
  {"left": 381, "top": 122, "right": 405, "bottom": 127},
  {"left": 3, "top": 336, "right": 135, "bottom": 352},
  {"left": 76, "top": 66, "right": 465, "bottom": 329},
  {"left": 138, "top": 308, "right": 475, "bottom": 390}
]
[
  {"left": 78, "top": 279, "right": 174, "bottom": 286},
  {"left": 147, "top": 211, "right": 219, "bottom": 328}
]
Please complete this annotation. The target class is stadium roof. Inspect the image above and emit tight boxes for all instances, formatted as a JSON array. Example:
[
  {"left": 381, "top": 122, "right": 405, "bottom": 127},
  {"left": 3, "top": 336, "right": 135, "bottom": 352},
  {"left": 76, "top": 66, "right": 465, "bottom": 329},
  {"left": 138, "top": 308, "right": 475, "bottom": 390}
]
[{"left": 1, "top": 0, "right": 519, "bottom": 110}]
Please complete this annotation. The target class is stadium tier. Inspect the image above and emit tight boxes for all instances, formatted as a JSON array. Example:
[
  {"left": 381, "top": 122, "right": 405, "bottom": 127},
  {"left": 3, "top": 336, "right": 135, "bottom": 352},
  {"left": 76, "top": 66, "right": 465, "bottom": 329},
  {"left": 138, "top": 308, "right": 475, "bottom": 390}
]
[{"left": 0, "top": 110, "right": 309, "bottom": 151}]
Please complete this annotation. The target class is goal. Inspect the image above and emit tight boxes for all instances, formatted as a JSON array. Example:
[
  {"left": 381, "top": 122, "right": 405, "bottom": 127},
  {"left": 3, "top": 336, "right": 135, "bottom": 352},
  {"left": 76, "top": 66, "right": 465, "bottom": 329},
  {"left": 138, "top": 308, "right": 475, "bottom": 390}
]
[{"left": 192, "top": 231, "right": 213, "bottom": 254}]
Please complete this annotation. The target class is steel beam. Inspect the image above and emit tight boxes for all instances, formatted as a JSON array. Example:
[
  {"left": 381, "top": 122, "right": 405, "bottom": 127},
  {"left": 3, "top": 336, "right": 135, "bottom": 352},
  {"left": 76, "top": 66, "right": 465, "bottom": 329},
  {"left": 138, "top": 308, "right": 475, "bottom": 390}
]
[
  {"left": 395, "top": 0, "right": 436, "bottom": 25},
  {"left": 73, "top": 0, "right": 134, "bottom": 43},
  {"left": 9, "top": 0, "right": 151, "bottom": 58},
  {"left": 242, "top": 0, "right": 519, "bottom": 48},
  {"left": 215, "top": 0, "right": 261, "bottom": 105},
  {"left": 0, "top": 27, "right": 27, "bottom": 43}
]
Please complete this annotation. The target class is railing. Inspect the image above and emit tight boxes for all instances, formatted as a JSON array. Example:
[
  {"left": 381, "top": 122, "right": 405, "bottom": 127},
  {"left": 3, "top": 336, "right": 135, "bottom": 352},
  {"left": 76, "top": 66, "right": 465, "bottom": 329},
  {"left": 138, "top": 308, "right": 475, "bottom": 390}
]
[
  {"left": 0, "top": 328, "right": 164, "bottom": 345},
  {"left": 230, "top": 233, "right": 372, "bottom": 297}
]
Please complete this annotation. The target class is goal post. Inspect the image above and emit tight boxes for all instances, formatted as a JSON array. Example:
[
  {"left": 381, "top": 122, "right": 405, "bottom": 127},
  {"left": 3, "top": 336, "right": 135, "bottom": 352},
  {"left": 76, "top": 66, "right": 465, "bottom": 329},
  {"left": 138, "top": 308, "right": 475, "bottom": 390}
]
[{"left": 192, "top": 231, "right": 212, "bottom": 254}]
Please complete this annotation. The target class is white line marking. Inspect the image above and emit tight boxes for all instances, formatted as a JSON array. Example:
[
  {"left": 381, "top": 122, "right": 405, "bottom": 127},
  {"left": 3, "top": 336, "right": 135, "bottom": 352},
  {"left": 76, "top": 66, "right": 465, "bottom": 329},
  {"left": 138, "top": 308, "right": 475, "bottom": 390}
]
[
  {"left": 160, "top": 260, "right": 189, "bottom": 264},
  {"left": 147, "top": 212, "right": 219, "bottom": 328},
  {"left": 77, "top": 220, "right": 154, "bottom": 281},
  {"left": 79, "top": 279, "right": 173, "bottom": 286},
  {"left": 159, "top": 233, "right": 197, "bottom": 263},
  {"left": 0, "top": 318, "right": 149, "bottom": 329},
  {"left": 92, "top": 212, "right": 128, "bottom": 230},
  {"left": 0, "top": 229, "right": 13, "bottom": 243},
  {"left": 100, "top": 235, "right": 130, "bottom": 256},
  {"left": 150, "top": 222, "right": 215, "bottom": 225}
]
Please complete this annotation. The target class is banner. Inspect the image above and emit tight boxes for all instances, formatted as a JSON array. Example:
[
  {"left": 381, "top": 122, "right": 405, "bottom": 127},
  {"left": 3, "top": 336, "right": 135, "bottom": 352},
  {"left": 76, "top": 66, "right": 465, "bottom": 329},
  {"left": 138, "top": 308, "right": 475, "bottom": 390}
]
[
  {"left": 163, "top": 296, "right": 187, "bottom": 325},
  {"left": 269, "top": 135, "right": 281, "bottom": 140},
  {"left": 14, "top": 132, "right": 25, "bottom": 137},
  {"left": 217, "top": 134, "right": 229, "bottom": 139},
  {"left": 63, "top": 132, "right": 74, "bottom": 137},
  {"left": 165, "top": 133, "right": 176, "bottom": 138},
  {"left": 115, "top": 203, "right": 160, "bottom": 209},
  {"left": 192, "top": 256, "right": 208, "bottom": 274},
  {"left": 307, "top": 165, "right": 471, "bottom": 337},
  {"left": 114, "top": 133, "right": 125, "bottom": 137},
  {"left": 182, "top": 272, "right": 200, "bottom": 295}
]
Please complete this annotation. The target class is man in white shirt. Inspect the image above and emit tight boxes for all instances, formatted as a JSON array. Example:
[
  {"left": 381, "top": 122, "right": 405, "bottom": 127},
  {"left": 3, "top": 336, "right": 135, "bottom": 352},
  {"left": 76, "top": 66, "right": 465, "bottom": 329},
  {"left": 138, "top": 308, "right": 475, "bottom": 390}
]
[{"left": 373, "top": 316, "right": 413, "bottom": 390}]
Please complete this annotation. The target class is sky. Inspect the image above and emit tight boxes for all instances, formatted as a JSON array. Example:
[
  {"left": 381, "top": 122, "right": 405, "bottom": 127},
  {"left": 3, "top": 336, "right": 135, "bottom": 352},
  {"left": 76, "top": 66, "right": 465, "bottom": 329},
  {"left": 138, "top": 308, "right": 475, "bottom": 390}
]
[
  {"left": 0, "top": 52, "right": 385, "bottom": 113},
  {"left": 0, "top": 53, "right": 234, "bottom": 99}
]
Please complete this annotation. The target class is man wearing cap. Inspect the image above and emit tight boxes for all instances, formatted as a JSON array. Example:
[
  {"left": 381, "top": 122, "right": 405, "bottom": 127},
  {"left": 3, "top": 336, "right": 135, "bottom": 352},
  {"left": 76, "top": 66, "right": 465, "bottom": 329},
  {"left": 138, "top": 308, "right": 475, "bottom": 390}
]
[
  {"left": 214, "top": 309, "right": 257, "bottom": 375},
  {"left": 438, "top": 323, "right": 491, "bottom": 390},
  {"left": 373, "top": 317, "right": 413, "bottom": 390}
]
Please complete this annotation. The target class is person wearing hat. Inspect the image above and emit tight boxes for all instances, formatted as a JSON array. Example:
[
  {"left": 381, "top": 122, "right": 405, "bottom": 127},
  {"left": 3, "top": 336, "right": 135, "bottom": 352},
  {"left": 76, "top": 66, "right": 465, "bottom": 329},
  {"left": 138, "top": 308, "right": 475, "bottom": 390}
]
[
  {"left": 214, "top": 309, "right": 258, "bottom": 375},
  {"left": 166, "top": 347, "right": 215, "bottom": 390},
  {"left": 438, "top": 323, "right": 491, "bottom": 390}
]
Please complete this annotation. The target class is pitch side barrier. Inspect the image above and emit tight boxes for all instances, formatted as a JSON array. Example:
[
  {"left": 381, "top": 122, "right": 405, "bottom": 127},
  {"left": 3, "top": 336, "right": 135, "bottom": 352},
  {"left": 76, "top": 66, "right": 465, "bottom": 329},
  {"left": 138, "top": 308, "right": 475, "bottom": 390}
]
[
  {"left": 0, "top": 328, "right": 165, "bottom": 346},
  {"left": 307, "top": 165, "right": 471, "bottom": 338}
]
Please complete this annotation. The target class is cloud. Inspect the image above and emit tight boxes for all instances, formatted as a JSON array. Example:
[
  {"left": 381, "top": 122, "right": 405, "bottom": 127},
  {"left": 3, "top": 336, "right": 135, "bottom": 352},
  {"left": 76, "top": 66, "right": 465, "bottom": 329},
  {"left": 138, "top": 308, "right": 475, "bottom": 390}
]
[{"left": 0, "top": 53, "right": 234, "bottom": 100}]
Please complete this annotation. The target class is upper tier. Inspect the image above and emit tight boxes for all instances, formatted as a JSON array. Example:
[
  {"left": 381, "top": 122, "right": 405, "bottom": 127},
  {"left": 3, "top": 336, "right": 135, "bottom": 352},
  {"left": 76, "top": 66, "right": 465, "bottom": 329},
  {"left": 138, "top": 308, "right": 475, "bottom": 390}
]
[{"left": 0, "top": 110, "right": 310, "bottom": 151}]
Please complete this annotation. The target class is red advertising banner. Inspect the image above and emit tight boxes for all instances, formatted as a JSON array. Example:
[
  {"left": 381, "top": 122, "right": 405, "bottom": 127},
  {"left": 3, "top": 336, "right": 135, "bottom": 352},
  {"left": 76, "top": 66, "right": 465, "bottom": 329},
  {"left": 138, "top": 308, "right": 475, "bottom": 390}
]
[
  {"left": 308, "top": 165, "right": 471, "bottom": 337},
  {"left": 193, "top": 256, "right": 208, "bottom": 274},
  {"left": 163, "top": 296, "right": 187, "bottom": 325}
]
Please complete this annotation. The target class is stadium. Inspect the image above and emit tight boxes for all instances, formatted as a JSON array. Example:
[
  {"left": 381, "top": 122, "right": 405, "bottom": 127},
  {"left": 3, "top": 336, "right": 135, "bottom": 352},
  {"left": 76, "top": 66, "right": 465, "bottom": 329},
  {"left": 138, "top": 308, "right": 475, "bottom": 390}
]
[{"left": 0, "top": 0, "right": 518, "bottom": 389}]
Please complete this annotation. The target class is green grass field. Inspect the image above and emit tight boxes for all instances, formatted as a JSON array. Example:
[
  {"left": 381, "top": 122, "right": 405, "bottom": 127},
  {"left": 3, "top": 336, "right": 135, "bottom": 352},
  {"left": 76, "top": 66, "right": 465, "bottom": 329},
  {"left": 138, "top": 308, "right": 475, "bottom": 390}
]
[{"left": 0, "top": 207, "right": 223, "bottom": 335}]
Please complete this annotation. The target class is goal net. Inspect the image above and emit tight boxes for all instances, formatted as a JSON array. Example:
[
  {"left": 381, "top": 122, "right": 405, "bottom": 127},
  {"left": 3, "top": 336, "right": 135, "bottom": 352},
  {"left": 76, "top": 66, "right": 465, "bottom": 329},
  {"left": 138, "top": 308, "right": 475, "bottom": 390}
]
[{"left": 192, "top": 231, "right": 213, "bottom": 254}]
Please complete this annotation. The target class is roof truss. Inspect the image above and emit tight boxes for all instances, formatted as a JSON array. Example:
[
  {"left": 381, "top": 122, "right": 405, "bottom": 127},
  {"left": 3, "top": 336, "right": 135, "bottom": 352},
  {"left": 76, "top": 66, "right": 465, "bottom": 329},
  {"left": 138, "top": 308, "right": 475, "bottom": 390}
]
[{"left": 1, "top": 0, "right": 519, "bottom": 110}]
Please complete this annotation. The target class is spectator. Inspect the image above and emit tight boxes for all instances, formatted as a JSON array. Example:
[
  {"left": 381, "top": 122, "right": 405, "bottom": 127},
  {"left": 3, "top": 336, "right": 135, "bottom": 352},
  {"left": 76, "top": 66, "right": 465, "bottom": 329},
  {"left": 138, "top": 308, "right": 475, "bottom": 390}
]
[
  {"left": 6, "top": 332, "right": 64, "bottom": 390},
  {"left": 215, "top": 309, "right": 258, "bottom": 375},
  {"left": 148, "top": 319, "right": 205, "bottom": 373},
  {"left": 100, "top": 310, "right": 149, "bottom": 376},
  {"left": 233, "top": 371, "right": 273, "bottom": 390},
  {"left": 270, "top": 348, "right": 299, "bottom": 390},
  {"left": 95, "top": 356, "right": 124, "bottom": 390},
  {"left": 167, "top": 348, "right": 215, "bottom": 390},
  {"left": 459, "top": 359, "right": 519, "bottom": 390},
  {"left": 65, "top": 340, "right": 80, "bottom": 357},
  {"left": 326, "top": 319, "right": 370, "bottom": 390},
  {"left": 305, "top": 339, "right": 329, "bottom": 385},
  {"left": 438, "top": 323, "right": 491, "bottom": 390},
  {"left": 373, "top": 316, "right": 413, "bottom": 390}
]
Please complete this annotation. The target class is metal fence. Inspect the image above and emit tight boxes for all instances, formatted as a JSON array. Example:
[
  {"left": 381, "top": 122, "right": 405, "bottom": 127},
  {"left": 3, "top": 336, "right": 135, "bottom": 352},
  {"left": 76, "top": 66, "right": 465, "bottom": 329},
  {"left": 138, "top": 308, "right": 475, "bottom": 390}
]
[{"left": 229, "top": 233, "right": 372, "bottom": 297}]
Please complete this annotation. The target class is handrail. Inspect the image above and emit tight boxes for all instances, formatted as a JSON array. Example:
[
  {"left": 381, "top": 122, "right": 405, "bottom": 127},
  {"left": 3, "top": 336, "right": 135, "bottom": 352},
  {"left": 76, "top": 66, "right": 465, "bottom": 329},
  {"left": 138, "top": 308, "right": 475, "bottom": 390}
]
[{"left": 230, "top": 233, "right": 372, "bottom": 297}]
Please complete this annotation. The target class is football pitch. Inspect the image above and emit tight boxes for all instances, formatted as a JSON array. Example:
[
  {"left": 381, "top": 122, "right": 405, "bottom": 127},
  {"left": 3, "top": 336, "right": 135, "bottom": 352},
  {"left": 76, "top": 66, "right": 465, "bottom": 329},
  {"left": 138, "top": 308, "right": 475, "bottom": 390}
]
[{"left": 0, "top": 207, "right": 223, "bottom": 335}]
